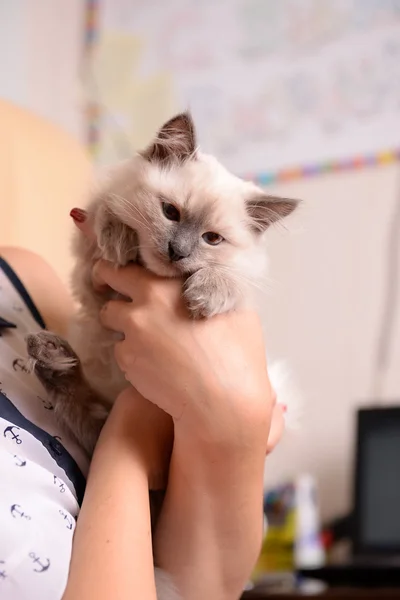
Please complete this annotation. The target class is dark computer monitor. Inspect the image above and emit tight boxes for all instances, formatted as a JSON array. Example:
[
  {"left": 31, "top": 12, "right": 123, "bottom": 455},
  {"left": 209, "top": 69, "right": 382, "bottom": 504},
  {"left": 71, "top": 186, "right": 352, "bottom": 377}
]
[{"left": 353, "top": 406, "right": 400, "bottom": 557}]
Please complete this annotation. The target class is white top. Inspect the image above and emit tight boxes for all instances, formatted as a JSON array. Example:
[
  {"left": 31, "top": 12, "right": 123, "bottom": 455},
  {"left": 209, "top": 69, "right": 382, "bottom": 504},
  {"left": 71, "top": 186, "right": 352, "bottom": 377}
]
[{"left": 0, "top": 256, "right": 89, "bottom": 600}]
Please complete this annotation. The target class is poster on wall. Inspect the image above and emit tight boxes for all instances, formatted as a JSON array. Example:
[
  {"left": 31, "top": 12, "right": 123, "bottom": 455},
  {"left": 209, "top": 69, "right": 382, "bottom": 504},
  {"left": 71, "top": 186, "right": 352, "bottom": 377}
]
[{"left": 83, "top": 0, "right": 400, "bottom": 182}]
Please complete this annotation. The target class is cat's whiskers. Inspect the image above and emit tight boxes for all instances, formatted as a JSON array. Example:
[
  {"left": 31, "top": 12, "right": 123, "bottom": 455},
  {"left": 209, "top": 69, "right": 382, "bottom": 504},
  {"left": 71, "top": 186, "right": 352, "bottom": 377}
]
[
  {"left": 109, "top": 192, "right": 153, "bottom": 232},
  {"left": 212, "top": 264, "right": 271, "bottom": 295}
]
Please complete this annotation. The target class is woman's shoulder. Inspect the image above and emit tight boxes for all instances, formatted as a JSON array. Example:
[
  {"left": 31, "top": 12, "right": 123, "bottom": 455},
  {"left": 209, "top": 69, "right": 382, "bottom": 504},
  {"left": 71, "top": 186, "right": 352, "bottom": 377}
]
[{"left": 0, "top": 246, "right": 74, "bottom": 336}]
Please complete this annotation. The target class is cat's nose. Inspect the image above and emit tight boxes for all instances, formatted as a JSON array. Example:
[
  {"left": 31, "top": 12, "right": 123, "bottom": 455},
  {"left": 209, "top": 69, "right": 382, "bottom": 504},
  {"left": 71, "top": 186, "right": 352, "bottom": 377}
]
[{"left": 168, "top": 242, "right": 190, "bottom": 262}]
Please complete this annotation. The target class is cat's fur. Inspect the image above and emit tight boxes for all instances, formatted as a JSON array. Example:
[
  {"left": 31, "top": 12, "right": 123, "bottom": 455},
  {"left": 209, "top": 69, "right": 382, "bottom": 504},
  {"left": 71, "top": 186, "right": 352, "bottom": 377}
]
[{"left": 26, "top": 112, "right": 299, "bottom": 599}]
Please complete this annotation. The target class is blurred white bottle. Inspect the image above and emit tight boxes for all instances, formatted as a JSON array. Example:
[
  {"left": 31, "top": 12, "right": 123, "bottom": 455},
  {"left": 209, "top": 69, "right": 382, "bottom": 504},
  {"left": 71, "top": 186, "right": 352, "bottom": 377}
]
[{"left": 294, "top": 474, "right": 325, "bottom": 569}]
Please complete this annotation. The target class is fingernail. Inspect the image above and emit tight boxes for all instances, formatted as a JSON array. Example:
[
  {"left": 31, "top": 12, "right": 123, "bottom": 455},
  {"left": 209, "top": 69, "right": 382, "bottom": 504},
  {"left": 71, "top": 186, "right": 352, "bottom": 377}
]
[{"left": 70, "top": 208, "right": 87, "bottom": 223}]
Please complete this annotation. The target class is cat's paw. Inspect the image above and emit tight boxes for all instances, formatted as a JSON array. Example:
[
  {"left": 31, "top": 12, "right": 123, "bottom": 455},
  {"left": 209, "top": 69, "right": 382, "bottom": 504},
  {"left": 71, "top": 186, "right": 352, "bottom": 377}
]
[
  {"left": 26, "top": 331, "right": 80, "bottom": 390},
  {"left": 95, "top": 206, "right": 139, "bottom": 266},
  {"left": 183, "top": 268, "right": 240, "bottom": 318}
]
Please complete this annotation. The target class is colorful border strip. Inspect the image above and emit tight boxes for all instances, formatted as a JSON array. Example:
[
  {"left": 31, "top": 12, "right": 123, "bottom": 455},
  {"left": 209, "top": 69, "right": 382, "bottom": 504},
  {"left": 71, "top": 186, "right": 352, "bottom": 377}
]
[
  {"left": 246, "top": 148, "right": 400, "bottom": 186},
  {"left": 83, "top": 2, "right": 400, "bottom": 183}
]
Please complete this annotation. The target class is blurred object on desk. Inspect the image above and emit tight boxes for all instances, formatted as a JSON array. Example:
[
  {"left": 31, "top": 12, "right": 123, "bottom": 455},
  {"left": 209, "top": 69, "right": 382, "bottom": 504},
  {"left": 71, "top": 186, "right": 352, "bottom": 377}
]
[{"left": 253, "top": 474, "right": 325, "bottom": 580}]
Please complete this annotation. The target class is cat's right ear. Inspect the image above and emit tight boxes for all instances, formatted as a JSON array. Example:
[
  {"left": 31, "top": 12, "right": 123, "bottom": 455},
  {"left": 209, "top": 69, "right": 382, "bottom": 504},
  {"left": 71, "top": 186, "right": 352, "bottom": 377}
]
[
  {"left": 246, "top": 194, "right": 300, "bottom": 233},
  {"left": 141, "top": 112, "right": 197, "bottom": 165}
]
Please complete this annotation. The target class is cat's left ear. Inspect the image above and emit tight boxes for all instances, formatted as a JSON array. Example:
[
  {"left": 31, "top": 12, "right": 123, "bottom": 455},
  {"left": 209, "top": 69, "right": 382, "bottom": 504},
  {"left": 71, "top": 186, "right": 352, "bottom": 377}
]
[
  {"left": 142, "top": 112, "right": 197, "bottom": 164},
  {"left": 246, "top": 194, "right": 300, "bottom": 233}
]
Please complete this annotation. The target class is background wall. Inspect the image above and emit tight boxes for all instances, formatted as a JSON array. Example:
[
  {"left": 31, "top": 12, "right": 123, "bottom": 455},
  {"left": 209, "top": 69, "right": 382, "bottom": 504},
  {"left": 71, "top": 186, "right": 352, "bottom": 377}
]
[
  {"left": 0, "top": 0, "right": 399, "bottom": 522},
  {"left": 0, "top": 0, "right": 86, "bottom": 140},
  {"left": 263, "top": 163, "right": 400, "bottom": 521},
  {"left": 0, "top": 0, "right": 91, "bottom": 282}
]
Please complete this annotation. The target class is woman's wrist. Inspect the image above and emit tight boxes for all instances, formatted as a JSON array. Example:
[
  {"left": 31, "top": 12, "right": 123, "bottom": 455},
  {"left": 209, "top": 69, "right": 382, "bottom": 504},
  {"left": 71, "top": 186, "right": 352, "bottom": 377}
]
[
  {"left": 173, "top": 378, "right": 272, "bottom": 457},
  {"left": 104, "top": 388, "right": 173, "bottom": 489},
  {"left": 94, "top": 392, "right": 149, "bottom": 476}
]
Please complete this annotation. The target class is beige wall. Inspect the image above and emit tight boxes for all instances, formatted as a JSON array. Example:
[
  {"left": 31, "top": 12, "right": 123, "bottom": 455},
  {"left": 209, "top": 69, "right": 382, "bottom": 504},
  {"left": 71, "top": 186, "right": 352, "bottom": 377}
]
[
  {"left": 0, "top": 0, "right": 91, "bottom": 283},
  {"left": 1, "top": 0, "right": 399, "bottom": 523},
  {"left": 0, "top": 0, "right": 86, "bottom": 140},
  {"left": 263, "top": 163, "right": 400, "bottom": 520},
  {"left": 0, "top": 100, "right": 92, "bottom": 285}
]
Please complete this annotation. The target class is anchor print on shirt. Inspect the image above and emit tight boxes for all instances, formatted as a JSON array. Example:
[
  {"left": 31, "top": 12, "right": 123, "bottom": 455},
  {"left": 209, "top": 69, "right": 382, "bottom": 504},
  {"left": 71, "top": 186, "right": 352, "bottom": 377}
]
[
  {"left": 0, "top": 315, "right": 16, "bottom": 332},
  {"left": 12, "top": 358, "right": 31, "bottom": 374},
  {"left": 13, "top": 454, "right": 27, "bottom": 467},
  {"left": 10, "top": 504, "right": 31, "bottom": 520},
  {"left": 53, "top": 475, "right": 66, "bottom": 493},
  {"left": 3, "top": 425, "right": 22, "bottom": 445},
  {"left": 59, "top": 509, "right": 73, "bottom": 530},
  {"left": 29, "top": 552, "right": 50, "bottom": 573}
]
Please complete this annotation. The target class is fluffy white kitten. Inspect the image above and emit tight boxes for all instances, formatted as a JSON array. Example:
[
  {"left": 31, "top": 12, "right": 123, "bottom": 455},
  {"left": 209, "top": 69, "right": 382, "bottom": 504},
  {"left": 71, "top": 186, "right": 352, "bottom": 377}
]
[{"left": 26, "top": 112, "right": 300, "bottom": 599}]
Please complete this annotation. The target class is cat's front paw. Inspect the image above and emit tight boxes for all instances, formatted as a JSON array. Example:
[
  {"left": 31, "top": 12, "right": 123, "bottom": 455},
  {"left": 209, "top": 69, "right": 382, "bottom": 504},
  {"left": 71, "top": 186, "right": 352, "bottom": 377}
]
[
  {"left": 26, "top": 331, "right": 80, "bottom": 390},
  {"left": 95, "top": 206, "right": 139, "bottom": 266},
  {"left": 183, "top": 269, "right": 240, "bottom": 318}
]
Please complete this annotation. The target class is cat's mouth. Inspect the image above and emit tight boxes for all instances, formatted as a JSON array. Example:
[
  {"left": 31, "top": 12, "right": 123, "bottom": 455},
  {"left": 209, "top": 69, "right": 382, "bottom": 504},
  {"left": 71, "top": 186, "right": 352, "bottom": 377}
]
[{"left": 137, "top": 246, "right": 183, "bottom": 277}]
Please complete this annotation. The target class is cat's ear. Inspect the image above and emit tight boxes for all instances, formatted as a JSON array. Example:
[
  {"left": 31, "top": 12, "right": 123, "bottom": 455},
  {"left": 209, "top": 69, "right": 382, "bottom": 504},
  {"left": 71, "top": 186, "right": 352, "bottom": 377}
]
[
  {"left": 142, "top": 112, "right": 197, "bottom": 164},
  {"left": 246, "top": 194, "right": 300, "bottom": 233}
]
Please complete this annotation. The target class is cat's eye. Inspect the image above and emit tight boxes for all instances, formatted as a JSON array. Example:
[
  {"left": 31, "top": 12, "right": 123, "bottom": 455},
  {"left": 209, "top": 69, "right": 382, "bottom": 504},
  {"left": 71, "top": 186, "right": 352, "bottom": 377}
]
[
  {"left": 202, "top": 232, "right": 224, "bottom": 246},
  {"left": 162, "top": 202, "right": 180, "bottom": 222}
]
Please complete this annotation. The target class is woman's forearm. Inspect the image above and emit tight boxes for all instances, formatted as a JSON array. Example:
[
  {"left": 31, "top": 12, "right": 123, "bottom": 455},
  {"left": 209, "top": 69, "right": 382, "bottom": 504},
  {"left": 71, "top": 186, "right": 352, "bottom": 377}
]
[
  {"left": 154, "top": 430, "right": 266, "bottom": 600},
  {"left": 63, "top": 400, "right": 157, "bottom": 600}
]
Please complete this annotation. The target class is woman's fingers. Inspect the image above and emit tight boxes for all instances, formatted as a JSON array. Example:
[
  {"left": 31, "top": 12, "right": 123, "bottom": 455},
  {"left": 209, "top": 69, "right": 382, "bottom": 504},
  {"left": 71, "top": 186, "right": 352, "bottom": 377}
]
[
  {"left": 92, "top": 260, "right": 151, "bottom": 299},
  {"left": 70, "top": 208, "right": 97, "bottom": 241},
  {"left": 99, "top": 299, "right": 132, "bottom": 333},
  {"left": 113, "top": 340, "right": 135, "bottom": 377}
]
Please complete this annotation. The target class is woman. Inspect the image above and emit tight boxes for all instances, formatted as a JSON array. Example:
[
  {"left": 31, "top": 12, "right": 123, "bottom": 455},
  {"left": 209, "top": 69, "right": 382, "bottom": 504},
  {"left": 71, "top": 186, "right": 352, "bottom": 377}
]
[{"left": 0, "top": 211, "right": 284, "bottom": 600}]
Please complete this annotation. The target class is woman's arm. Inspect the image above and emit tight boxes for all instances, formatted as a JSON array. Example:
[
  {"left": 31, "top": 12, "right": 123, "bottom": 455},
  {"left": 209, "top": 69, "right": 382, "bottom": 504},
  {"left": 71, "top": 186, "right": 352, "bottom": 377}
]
[
  {"left": 0, "top": 246, "right": 74, "bottom": 336},
  {"left": 95, "top": 261, "right": 279, "bottom": 599},
  {"left": 155, "top": 409, "right": 268, "bottom": 600},
  {"left": 63, "top": 388, "right": 172, "bottom": 600}
]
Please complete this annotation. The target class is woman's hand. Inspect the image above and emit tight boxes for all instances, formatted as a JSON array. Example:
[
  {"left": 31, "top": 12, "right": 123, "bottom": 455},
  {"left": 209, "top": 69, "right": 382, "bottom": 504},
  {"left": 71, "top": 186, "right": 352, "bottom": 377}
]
[{"left": 94, "top": 260, "right": 272, "bottom": 444}]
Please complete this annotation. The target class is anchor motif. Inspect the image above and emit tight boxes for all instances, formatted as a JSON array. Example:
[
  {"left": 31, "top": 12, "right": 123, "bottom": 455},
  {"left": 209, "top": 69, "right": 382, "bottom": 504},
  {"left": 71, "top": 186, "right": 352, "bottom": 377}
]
[
  {"left": 53, "top": 475, "right": 66, "bottom": 493},
  {"left": 3, "top": 425, "right": 22, "bottom": 444},
  {"left": 38, "top": 396, "right": 53, "bottom": 410},
  {"left": 59, "top": 509, "right": 73, "bottom": 530},
  {"left": 12, "top": 358, "right": 30, "bottom": 373},
  {"left": 29, "top": 552, "right": 50, "bottom": 573},
  {"left": 13, "top": 454, "right": 27, "bottom": 467},
  {"left": 10, "top": 504, "right": 31, "bottom": 520}
]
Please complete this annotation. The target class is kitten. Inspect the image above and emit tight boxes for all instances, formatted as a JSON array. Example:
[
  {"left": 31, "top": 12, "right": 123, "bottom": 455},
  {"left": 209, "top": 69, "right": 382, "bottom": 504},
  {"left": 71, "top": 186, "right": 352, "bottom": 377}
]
[
  {"left": 26, "top": 112, "right": 299, "bottom": 599},
  {"left": 27, "top": 111, "right": 299, "bottom": 451}
]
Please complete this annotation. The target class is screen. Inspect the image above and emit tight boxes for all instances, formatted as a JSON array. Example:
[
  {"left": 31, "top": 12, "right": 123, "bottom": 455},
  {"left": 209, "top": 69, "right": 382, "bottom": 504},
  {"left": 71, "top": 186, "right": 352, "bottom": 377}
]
[{"left": 357, "top": 409, "right": 400, "bottom": 551}]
